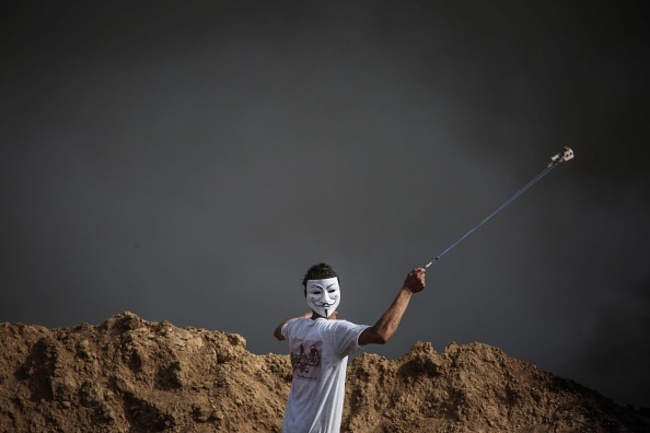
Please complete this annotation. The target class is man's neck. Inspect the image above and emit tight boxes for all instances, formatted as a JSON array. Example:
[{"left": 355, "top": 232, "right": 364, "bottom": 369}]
[{"left": 310, "top": 311, "right": 337, "bottom": 320}]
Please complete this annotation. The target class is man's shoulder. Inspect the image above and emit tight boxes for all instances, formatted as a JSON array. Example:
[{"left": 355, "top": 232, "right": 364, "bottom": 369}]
[
  {"left": 332, "top": 318, "right": 359, "bottom": 326},
  {"left": 325, "top": 318, "right": 366, "bottom": 331},
  {"left": 288, "top": 318, "right": 365, "bottom": 333},
  {"left": 285, "top": 317, "right": 309, "bottom": 331}
]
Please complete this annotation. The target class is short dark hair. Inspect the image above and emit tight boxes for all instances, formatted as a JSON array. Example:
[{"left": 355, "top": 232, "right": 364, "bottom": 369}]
[{"left": 302, "top": 263, "right": 339, "bottom": 288}]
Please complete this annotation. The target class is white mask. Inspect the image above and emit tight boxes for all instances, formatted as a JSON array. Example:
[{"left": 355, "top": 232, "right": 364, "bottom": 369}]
[{"left": 305, "top": 277, "right": 341, "bottom": 318}]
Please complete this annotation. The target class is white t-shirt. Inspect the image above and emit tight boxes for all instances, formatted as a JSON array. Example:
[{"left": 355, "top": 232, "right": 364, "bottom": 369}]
[{"left": 281, "top": 317, "right": 369, "bottom": 433}]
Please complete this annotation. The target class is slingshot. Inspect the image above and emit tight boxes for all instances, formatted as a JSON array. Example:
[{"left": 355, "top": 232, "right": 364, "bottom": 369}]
[{"left": 424, "top": 146, "right": 574, "bottom": 269}]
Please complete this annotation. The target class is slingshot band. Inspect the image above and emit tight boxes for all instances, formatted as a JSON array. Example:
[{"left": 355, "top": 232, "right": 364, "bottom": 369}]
[{"left": 424, "top": 146, "right": 574, "bottom": 268}]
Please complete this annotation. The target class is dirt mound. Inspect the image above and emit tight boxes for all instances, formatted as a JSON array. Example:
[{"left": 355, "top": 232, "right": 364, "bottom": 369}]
[{"left": 1, "top": 312, "right": 648, "bottom": 433}]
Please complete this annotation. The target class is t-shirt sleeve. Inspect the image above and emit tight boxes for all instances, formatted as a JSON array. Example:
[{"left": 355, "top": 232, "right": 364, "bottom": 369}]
[
  {"left": 281, "top": 318, "right": 298, "bottom": 340},
  {"left": 332, "top": 320, "right": 370, "bottom": 358}
]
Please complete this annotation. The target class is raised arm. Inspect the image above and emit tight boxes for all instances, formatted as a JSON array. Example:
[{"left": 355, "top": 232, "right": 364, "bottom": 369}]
[{"left": 358, "top": 267, "right": 426, "bottom": 346}]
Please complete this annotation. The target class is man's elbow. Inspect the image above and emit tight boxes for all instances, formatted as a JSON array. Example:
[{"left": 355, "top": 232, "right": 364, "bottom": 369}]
[
  {"left": 375, "top": 332, "right": 393, "bottom": 345},
  {"left": 360, "top": 329, "right": 391, "bottom": 345}
]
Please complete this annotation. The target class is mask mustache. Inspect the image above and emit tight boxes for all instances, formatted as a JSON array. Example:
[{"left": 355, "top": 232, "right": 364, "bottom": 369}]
[{"left": 316, "top": 302, "right": 334, "bottom": 307}]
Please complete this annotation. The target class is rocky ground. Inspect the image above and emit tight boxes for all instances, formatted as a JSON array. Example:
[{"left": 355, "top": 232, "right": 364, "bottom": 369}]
[{"left": 1, "top": 312, "right": 648, "bottom": 432}]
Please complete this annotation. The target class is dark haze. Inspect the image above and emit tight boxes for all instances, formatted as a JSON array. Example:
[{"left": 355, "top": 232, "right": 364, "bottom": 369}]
[{"left": 2, "top": 2, "right": 649, "bottom": 407}]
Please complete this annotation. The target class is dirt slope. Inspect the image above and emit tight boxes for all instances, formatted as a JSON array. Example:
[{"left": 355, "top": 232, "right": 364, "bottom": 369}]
[{"left": 1, "top": 312, "right": 648, "bottom": 433}]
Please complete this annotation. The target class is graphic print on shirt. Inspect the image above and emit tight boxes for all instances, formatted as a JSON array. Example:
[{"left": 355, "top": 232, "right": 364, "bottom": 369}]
[{"left": 289, "top": 339, "right": 322, "bottom": 382}]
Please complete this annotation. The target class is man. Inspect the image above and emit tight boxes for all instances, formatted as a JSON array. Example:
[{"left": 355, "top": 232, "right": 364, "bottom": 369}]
[{"left": 274, "top": 263, "right": 426, "bottom": 433}]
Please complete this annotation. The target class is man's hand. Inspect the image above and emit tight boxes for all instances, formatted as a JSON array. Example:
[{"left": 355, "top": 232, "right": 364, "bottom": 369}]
[
  {"left": 402, "top": 267, "right": 426, "bottom": 294},
  {"left": 358, "top": 266, "right": 427, "bottom": 346}
]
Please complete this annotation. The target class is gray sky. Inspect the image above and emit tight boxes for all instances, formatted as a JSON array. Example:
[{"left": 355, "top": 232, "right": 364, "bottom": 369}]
[{"left": 2, "top": 1, "right": 649, "bottom": 407}]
